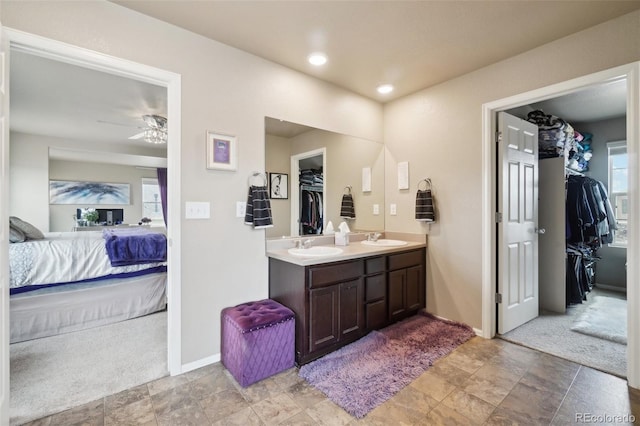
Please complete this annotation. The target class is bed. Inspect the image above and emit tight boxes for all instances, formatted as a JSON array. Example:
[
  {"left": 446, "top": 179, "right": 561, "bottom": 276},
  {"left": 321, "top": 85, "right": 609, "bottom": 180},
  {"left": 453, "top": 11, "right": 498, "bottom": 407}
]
[{"left": 9, "top": 228, "right": 167, "bottom": 343}]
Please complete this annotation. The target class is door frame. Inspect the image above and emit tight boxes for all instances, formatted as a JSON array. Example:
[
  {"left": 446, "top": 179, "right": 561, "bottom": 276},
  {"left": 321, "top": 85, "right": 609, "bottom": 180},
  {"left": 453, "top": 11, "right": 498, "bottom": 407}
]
[
  {"left": 290, "top": 147, "right": 326, "bottom": 236},
  {"left": 1, "top": 28, "right": 183, "bottom": 375},
  {"left": 481, "top": 62, "right": 640, "bottom": 388}
]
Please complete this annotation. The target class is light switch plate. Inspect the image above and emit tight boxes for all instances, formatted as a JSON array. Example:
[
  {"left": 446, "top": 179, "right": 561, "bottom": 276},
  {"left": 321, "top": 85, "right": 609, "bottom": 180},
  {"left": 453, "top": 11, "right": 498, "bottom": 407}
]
[
  {"left": 390, "top": 204, "right": 397, "bottom": 215},
  {"left": 373, "top": 204, "right": 380, "bottom": 215},
  {"left": 185, "top": 201, "right": 210, "bottom": 219},
  {"left": 236, "top": 201, "right": 246, "bottom": 218}
]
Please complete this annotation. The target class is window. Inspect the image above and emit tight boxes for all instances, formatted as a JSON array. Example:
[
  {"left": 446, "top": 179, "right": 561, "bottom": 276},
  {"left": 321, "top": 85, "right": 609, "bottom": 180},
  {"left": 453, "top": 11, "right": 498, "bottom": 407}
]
[
  {"left": 142, "top": 178, "right": 164, "bottom": 223},
  {"left": 608, "top": 141, "right": 627, "bottom": 246}
]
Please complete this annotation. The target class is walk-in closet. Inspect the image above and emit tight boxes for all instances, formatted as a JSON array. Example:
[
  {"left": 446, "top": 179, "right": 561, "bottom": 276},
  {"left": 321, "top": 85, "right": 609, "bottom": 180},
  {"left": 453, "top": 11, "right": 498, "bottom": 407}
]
[{"left": 500, "top": 80, "right": 628, "bottom": 378}]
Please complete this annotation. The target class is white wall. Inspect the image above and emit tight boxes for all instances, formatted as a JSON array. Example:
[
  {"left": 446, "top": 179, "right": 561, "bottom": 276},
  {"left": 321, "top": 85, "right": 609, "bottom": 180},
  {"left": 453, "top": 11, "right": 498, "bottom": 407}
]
[
  {"left": 49, "top": 159, "right": 158, "bottom": 232},
  {"left": 9, "top": 132, "right": 49, "bottom": 231},
  {"left": 384, "top": 10, "right": 640, "bottom": 329},
  {"left": 265, "top": 134, "right": 291, "bottom": 238},
  {"left": 2, "top": 1, "right": 383, "bottom": 365}
]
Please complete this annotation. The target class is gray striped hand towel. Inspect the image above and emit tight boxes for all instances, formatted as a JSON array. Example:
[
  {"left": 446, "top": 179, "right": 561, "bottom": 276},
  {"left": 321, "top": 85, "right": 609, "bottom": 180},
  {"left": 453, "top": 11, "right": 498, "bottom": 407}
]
[
  {"left": 340, "top": 194, "right": 355, "bottom": 219},
  {"left": 415, "top": 189, "right": 435, "bottom": 222},
  {"left": 244, "top": 186, "right": 274, "bottom": 229}
]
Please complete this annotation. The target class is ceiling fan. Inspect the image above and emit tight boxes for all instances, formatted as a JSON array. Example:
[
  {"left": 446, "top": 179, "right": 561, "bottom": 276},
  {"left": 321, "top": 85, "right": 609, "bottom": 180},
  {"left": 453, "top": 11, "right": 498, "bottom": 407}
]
[
  {"left": 97, "top": 114, "right": 168, "bottom": 144},
  {"left": 128, "top": 114, "right": 168, "bottom": 144}
]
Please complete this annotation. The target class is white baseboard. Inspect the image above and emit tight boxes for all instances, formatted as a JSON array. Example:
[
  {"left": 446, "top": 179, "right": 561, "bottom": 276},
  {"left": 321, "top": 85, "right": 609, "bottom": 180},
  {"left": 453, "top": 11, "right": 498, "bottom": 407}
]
[
  {"left": 594, "top": 283, "right": 627, "bottom": 294},
  {"left": 179, "top": 353, "right": 221, "bottom": 375},
  {"left": 427, "top": 311, "right": 484, "bottom": 337}
]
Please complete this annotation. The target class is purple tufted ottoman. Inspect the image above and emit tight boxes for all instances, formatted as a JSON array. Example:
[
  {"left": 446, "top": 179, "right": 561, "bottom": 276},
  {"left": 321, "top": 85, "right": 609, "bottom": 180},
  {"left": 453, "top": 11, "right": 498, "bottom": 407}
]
[{"left": 221, "top": 299, "right": 295, "bottom": 387}]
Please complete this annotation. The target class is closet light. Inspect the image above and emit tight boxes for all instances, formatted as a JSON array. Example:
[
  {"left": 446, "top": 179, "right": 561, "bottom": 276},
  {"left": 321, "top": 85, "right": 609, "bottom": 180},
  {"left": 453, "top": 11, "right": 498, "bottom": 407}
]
[
  {"left": 308, "top": 53, "right": 327, "bottom": 66},
  {"left": 377, "top": 84, "right": 394, "bottom": 94}
]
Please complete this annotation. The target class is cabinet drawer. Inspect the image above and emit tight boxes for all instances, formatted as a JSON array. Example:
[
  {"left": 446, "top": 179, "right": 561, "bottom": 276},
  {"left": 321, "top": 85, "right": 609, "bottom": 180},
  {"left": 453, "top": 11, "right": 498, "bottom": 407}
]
[
  {"left": 365, "top": 274, "right": 386, "bottom": 301},
  {"left": 388, "top": 250, "right": 423, "bottom": 270},
  {"left": 365, "top": 257, "right": 385, "bottom": 274},
  {"left": 309, "top": 260, "right": 364, "bottom": 288}
]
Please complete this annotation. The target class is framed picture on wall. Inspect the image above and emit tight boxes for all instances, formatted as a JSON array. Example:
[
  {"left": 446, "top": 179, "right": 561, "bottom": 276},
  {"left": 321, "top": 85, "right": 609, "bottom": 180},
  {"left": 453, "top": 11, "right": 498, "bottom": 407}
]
[
  {"left": 269, "top": 173, "right": 288, "bottom": 199},
  {"left": 49, "top": 180, "right": 130, "bottom": 204},
  {"left": 206, "top": 131, "right": 237, "bottom": 171}
]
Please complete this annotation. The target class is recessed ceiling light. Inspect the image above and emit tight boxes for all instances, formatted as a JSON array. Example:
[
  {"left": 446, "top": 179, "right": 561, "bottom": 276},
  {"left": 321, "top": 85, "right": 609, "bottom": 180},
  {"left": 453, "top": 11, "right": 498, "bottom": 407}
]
[
  {"left": 308, "top": 52, "right": 327, "bottom": 66},
  {"left": 377, "top": 84, "right": 394, "bottom": 94}
]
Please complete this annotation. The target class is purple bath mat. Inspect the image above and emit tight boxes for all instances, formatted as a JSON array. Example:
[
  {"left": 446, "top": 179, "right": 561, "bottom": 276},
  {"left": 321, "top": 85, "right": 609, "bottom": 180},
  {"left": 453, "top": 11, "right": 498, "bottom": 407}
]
[{"left": 298, "top": 312, "right": 475, "bottom": 418}]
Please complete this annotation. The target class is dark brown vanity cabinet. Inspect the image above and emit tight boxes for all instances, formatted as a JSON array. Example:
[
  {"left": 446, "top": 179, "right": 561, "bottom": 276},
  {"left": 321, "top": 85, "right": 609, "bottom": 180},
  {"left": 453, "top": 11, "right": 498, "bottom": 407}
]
[
  {"left": 364, "top": 257, "right": 387, "bottom": 330},
  {"left": 269, "top": 247, "right": 425, "bottom": 365}
]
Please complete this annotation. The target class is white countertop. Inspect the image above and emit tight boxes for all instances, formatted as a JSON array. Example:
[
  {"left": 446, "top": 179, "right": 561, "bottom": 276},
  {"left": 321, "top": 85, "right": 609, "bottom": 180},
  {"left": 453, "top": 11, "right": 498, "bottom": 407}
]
[{"left": 266, "top": 232, "right": 427, "bottom": 266}]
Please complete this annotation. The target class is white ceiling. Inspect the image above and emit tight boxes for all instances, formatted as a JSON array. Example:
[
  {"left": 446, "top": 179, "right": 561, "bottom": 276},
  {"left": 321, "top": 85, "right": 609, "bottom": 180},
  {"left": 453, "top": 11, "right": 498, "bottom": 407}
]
[
  {"left": 113, "top": 0, "right": 640, "bottom": 102},
  {"left": 10, "top": 50, "right": 167, "bottom": 151},
  {"left": 9, "top": 1, "right": 634, "bottom": 158}
]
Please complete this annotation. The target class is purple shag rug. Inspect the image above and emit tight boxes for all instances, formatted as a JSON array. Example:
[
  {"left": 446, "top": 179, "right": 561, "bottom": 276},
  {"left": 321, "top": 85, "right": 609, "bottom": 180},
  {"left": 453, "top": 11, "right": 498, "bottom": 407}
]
[{"left": 298, "top": 312, "right": 475, "bottom": 418}]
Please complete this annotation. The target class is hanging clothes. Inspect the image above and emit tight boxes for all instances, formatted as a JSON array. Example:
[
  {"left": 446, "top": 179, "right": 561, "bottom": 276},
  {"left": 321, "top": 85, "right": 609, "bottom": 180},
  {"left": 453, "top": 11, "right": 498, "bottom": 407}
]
[
  {"left": 564, "top": 174, "right": 614, "bottom": 305},
  {"left": 301, "top": 189, "right": 323, "bottom": 234},
  {"left": 566, "top": 175, "right": 616, "bottom": 248}
]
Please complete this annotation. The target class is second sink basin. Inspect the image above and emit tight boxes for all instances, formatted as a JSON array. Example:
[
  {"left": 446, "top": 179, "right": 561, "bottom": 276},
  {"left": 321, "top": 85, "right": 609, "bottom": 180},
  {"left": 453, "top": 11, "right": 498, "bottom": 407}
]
[
  {"left": 361, "top": 239, "right": 408, "bottom": 247},
  {"left": 288, "top": 246, "right": 344, "bottom": 257}
]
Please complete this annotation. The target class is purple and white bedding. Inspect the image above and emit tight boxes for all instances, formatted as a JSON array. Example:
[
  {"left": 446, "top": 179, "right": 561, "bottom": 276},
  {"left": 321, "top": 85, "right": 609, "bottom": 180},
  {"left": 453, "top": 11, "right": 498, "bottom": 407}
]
[{"left": 9, "top": 231, "right": 167, "bottom": 294}]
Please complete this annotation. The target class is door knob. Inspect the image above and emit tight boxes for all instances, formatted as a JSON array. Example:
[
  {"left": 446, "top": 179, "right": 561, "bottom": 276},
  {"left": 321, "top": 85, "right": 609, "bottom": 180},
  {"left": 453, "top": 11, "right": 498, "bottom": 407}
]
[{"left": 535, "top": 228, "right": 546, "bottom": 234}]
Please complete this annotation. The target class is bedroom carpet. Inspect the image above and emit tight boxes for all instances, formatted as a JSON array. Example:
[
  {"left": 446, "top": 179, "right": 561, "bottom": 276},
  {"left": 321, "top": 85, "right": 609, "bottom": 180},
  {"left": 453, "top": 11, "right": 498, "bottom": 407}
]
[
  {"left": 299, "top": 312, "right": 475, "bottom": 419},
  {"left": 571, "top": 296, "right": 627, "bottom": 344},
  {"left": 500, "top": 288, "right": 627, "bottom": 378},
  {"left": 10, "top": 310, "right": 168, "bottom": 425}
]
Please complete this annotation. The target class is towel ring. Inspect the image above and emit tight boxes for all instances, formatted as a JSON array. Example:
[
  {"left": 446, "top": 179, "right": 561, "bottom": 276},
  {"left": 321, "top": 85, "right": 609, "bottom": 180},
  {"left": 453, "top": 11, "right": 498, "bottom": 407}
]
[
  {"left": 249, "top": 172, "right": 267, "bottom": 187},
  {"left": 418, "top": 178, "right": 432, "bottom": 191},
  {"left": 344, "top": 185, "right": 352, "bottom": 195}
]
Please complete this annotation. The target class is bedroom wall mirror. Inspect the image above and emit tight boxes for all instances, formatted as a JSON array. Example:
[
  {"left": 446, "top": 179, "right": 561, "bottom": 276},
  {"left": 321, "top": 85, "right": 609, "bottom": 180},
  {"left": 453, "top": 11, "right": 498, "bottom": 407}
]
[{"left": 265, "top": 117, "right": 385, "bottom": 238}]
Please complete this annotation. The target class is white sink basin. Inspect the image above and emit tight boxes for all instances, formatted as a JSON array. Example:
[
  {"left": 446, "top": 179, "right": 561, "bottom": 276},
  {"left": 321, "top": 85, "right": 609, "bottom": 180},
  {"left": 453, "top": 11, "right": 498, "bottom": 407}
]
[
  {"left": 288, "top": 246, "right": 344, "bottom": 257},
  {"left": 361, "top": 239, "right": 408, "bottom": 247}
]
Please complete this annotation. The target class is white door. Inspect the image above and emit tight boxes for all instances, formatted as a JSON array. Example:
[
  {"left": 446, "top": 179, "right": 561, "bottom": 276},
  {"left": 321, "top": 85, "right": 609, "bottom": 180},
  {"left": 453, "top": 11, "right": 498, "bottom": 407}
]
[
  {"left": 497, "top": 112, "right": 540, "bottom": 334},
  {"left": 0, "top": 24, "right": 10, "bottom": 424}
]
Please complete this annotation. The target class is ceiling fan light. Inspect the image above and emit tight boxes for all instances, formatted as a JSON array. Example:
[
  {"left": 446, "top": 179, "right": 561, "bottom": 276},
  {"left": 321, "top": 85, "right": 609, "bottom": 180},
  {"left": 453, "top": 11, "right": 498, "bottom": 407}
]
[
  {"left": 142, "top": 114, "right": 168, "bottom": 144},
  {"left": 144, "top": 127, "right": 167, "bottom": 144}
]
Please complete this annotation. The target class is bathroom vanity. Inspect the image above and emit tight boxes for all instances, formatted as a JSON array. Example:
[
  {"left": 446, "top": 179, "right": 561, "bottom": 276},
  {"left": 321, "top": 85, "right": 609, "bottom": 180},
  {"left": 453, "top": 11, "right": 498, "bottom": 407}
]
[{"left": 267, "top": 235, "right": 426, "bottom": 365}]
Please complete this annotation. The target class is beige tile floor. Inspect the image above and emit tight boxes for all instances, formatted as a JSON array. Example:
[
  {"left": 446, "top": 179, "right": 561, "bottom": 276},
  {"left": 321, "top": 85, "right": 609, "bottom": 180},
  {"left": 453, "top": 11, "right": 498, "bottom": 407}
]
[{"left": 22, "top": 337, "right": 640, "bottom": 425}]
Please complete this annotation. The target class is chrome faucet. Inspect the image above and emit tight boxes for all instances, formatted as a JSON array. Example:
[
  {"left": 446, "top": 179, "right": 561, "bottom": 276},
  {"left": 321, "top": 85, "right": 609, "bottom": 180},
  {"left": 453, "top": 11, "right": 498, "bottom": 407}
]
[
  {"left": 296, "top": 238, "right": 314, "bottom": 249},
  {"left": 367, "top": 232, "right": 382, "bottom": 242}
]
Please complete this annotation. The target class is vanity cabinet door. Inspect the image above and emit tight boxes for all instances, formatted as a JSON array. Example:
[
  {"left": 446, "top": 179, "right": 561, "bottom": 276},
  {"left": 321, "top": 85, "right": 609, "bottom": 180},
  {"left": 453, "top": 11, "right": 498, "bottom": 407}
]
[
  {"left": 339, "top": 278, "right": 364, "bottom": 340},
  {"left": 405, "top": 265, "right": 423, "bottom": 312},
  {"left": 309, "top": 285, "right": 340, "bottom": 353},
  {"left": 388, "top": 269, "right": 406, "bottom": 322},
  {"left": 388, "top": 249, "right": 426, "bottom": 323}
]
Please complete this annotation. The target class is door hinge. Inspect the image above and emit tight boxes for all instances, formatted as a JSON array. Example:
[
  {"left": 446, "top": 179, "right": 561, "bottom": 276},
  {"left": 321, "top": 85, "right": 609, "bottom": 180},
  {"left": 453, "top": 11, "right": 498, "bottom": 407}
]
[
  {"left": 496, "top": 131, "right": 502, "bottom": 143},
  {"left": 495, "top": 212, "right": 502, "bottom": 223},
  {"left": 496, "top": 293, "right": 502, "bottom": 304}
]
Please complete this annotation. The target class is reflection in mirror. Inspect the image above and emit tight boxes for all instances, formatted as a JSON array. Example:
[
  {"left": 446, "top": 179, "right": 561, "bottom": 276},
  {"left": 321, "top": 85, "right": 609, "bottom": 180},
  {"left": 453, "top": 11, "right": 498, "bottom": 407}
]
[{"left": 265, "top": 117, "right": 384, "bottom": 238}]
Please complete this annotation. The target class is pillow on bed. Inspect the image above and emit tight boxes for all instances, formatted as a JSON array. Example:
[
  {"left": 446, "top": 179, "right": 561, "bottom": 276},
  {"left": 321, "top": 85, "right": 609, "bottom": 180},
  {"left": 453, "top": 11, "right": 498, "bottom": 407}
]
[
  {"left": 9, "top": 216, "right": 44, "bottom": 240},
  {"left": 9, "top": 225, "right": 26, "bottom": 243}
]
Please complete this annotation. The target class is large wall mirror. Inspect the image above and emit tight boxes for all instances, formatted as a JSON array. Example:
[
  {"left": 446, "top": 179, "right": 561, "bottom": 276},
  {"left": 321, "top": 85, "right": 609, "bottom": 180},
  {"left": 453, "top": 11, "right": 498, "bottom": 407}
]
[{"left": 265, "top": 117, "right": 385, "bottom": 238}]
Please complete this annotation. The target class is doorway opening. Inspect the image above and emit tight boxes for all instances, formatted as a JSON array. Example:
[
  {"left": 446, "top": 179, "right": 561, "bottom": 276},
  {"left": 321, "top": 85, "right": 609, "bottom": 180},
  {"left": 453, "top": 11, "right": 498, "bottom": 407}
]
[
  {"left": 481, "top": 63, "right": 640, "bottom": 388},
  {"left": 2, "top": 28, "right": 183, "bottom": 423},
  {"left": 290, "top": 148, "right": 326, "bottom": 236},
  {"left": 498, "top": 87, "right": 628, "bottom": 377}
]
